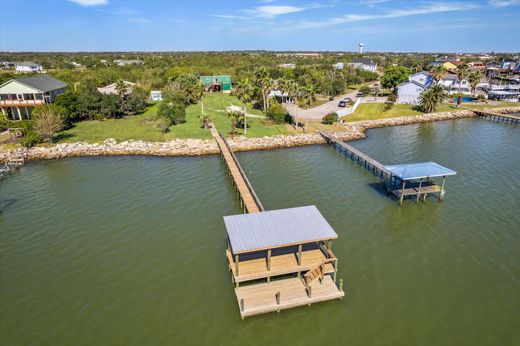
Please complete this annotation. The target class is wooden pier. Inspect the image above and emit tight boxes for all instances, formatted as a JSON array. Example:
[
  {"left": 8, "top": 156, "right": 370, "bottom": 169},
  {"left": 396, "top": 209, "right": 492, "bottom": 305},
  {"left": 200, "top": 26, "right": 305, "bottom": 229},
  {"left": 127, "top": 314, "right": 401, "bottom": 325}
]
[
  {"left": 320, "top": 132, "right": 456, "bottom": 205},
  {"left": 473, "top": 110, "right": 520, "bottom": 124},
  {"left": 211, "top": 127, "right": 263, "bottom": 213}
]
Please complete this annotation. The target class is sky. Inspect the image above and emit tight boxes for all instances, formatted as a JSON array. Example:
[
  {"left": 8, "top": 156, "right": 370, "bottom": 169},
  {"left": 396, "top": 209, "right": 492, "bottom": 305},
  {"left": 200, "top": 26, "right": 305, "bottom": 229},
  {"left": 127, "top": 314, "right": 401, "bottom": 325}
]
[{"left": 0, "top": 0, "right": 519, "bottom": 52}]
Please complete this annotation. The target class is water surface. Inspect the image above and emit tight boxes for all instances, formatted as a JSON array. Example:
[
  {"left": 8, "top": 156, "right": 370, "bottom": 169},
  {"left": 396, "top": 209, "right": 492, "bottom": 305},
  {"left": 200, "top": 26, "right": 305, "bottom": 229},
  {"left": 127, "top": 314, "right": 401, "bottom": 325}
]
[{"left": 1, "top": 118, "right": 519, "bottom": 345}]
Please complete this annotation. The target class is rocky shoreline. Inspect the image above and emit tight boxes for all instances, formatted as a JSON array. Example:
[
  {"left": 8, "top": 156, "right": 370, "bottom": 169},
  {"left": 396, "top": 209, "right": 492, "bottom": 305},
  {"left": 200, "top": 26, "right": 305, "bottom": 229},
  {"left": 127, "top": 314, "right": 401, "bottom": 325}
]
[{"left": 1, "top": 106, "right": 519, "bottom": 161}]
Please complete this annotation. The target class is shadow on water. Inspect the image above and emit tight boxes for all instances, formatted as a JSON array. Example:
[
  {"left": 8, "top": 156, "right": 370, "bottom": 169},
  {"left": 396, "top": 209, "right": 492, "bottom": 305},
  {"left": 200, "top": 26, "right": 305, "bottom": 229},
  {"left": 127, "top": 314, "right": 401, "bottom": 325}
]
[{"left": 0, "top": 199, "right": 17, "bottom": 213}]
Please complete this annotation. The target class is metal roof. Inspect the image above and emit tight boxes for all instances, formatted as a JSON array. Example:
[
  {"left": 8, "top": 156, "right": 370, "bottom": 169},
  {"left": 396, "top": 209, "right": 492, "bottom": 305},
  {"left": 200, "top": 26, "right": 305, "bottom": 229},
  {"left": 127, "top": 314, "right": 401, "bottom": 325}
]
[
  {"left": 14, "top": 76, "right": 67, "bottom": 93},
  {"left": 224, "top": 205, "right": 337, "bottom": 254},
  {"left": 384, "top": 162, "right": 457, "bottom": 181}
]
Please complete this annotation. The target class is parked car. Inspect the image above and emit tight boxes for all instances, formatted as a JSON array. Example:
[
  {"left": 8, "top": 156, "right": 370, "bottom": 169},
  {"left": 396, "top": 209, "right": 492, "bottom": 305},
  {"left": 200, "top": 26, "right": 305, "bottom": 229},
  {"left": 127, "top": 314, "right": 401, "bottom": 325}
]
[
  {"left": 338, "top": 101, "right": 347, "bottom": 107},
  {"left": 328, "top": 96, "right": 335, "bottom": 101},
  {"left": 343, "top": 97, "right": 352, "bottom": 102},
  {"left": 356, "top": 92, "right": 364, "bottom": 97}
]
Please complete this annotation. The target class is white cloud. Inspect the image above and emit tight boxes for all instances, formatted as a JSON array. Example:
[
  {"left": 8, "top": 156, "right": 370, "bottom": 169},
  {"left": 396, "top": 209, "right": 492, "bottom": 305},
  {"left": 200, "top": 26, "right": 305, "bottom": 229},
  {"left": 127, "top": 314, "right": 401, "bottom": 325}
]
[
  {"left": 213, "top": 14, "right": 250, "bottom": 20},
  {"left": 293, "top": 2, "right": 480, "bottom": 29},
  {"left": 488, "top": 0, "right": 520, "bottom": 6},
  {"left": 246, "top": 5, "right": 306, "bottom": 18},
  {"left": 67, "top": 0, "right": 108, "bottom": 6}
]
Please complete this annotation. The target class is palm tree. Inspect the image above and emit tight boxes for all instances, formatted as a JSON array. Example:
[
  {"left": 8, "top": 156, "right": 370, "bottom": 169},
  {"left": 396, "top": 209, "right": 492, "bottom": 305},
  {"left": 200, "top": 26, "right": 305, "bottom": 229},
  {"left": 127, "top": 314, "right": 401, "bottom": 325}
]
[
  {"left": 419, "top": 85, "right": 445, "bottom": 113},
  {"left": 278, "top": 78, "right": 290, "bottom": 103},
  {"left": 253, "top": 67, "right": 273, "bottom": 112},
  {"left": 300, "top": 85, "right": 316, "bottom": 131},
  {"left": 456, "top": 64, "right": 469, "bottom": 107},
  {"left": 468, "top": 71, "right": 481, "bottom": 96},
  {"left": 227, "top": 110, "right": 244, "bottom": 139},
  {"left": 234, "top": 78, "right": 255, "bottom": 135},
  {"left": 430, "top": 65, "right": 446, "bottom": 82},
  {"left": 199, "top": 113, "right": 212, "bottom": 129},
  {"left": 115, "top": 79, "right": 127, "bottom": 113}
]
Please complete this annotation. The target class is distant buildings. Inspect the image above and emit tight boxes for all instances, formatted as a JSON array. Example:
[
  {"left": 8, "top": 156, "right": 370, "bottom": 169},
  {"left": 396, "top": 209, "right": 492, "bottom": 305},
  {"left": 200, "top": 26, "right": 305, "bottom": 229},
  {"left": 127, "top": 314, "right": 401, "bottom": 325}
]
[
  {"left": 274, "top": 53, "right": 323, "bottom": 58},
  {"left": 347, "top": 58, "right": 377, "bottom": 72},
  {"left": 150, "top": 90, "right": 163, "bottom": 101},
  {"left": 97, "top": 81, "right": 135, "bottom": 95},
  {"left": 0, "top": 76, "right": 67, "bottom": 120},
  {"left": 278, "top": 63, "right": 296, "bottom": 69},
  {"left": 113, "top": 59, "right": 143, "bottom": 66},
  {"left": 14, "top": 62, "right": 44, "bottom": 74},
  {"left": 397, "top": 71, "right": 433, "bottom": 105}
]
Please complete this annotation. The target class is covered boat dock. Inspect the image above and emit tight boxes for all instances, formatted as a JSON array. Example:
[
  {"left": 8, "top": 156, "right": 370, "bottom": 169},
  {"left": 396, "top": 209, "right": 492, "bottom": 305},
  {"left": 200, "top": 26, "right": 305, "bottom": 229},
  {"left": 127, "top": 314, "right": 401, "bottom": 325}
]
[
  {"left": 384, "top": 162, "right": 457, "bottom": 205},
  {"left": 224, "top": 205, "right": 344, "bottom": 319}
]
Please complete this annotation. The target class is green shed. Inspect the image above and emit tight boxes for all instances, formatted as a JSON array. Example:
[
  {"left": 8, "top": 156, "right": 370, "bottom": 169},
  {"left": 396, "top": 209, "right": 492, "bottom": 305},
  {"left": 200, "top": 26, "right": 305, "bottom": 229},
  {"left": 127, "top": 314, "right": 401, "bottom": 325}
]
[{"left": 200, "top": 75, "right": 232, "bottom": 93}]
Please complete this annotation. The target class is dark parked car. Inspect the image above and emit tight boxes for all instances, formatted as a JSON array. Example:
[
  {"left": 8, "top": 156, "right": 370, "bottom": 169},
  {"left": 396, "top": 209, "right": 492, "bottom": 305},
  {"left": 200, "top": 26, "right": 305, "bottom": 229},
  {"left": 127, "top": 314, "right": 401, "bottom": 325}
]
[
  {"left": 356, "top": 92, "right": 364, "bottom": 97},
  {"left": 329, "top": 96, "right": 335, "bottom": 101},
  {"left": 338, "top": 101, "right": 347, "bottom": 107},
  {"left": 343, "top": 97, "right": 352, "bottom": 102}
]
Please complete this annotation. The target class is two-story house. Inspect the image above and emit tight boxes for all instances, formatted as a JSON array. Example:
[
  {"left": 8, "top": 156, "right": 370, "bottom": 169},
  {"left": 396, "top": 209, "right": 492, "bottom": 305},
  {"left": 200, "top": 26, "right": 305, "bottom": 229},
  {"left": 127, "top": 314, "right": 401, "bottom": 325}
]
[
  {"left": 397, "top": 71, "right": 434, "bottom": 104},
  {"left": 0, "top": 76, "right": 67, "bottom": 120},
  {"left": 347, "top": 59, "right": 377, "bottom": 72},
  {"left": 14, "top": 62, "right": 44, "bottom": 74}
]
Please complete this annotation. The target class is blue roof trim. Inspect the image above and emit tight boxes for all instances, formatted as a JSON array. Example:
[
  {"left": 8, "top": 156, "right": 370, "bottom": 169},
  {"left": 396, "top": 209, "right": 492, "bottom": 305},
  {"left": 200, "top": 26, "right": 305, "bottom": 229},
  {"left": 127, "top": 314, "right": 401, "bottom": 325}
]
[{"left": 384, "top": 161, "right": 457, "bottom": 180}]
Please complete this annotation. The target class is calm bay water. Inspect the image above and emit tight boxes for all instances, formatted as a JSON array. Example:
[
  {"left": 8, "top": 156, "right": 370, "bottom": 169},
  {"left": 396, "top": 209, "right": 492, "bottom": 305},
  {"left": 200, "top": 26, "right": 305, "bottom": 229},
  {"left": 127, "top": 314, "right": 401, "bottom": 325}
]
[{"left": 1, "top": 118, "right": 519, "bottom": 345}]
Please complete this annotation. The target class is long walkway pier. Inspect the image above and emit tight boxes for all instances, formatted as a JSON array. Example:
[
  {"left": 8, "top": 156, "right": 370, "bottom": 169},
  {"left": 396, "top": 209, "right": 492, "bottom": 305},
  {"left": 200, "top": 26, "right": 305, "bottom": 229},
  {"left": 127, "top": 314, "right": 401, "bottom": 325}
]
[
  {"left": 473, "top": 110, "right": 520, "bottom": 124},
  {"left": 320, "top": 132, "right": 457, "bottom": 205},
  {"left": 211, "top": 127, "right": 263, "bottom": 214}
]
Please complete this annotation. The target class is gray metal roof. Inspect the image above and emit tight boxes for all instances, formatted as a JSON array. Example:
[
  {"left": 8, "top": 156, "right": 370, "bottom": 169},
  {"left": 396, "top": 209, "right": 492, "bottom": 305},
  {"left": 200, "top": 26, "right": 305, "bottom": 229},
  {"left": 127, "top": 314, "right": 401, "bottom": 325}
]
[
  {"left": 224, "top": 205, "right": 337, "bottom": 254},
  {"left": 384, "top": 161, "right": 457, "bottom": 181},
  {"left": 15, "top": 76, "right": 67, "bottom": 93}
]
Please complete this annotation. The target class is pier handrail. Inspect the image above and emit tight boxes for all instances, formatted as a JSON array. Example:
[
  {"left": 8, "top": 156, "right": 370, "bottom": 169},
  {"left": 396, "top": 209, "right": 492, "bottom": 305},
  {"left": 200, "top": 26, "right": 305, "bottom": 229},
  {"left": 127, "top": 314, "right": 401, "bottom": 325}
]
[{"left": 219, "top": 132, "right": 265, "bottom": 212}]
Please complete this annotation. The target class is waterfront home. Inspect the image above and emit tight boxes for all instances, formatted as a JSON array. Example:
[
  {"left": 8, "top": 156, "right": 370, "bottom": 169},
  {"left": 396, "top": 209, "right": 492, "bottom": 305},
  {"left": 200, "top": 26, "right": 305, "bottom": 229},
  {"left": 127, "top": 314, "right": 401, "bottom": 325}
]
[
  {"left": 150, "top": 90, "right": 163, "bottom": 101},
  {"left": 14, "top": 62, "right": 44, "bottom": 74},
  {"left": 487, "top": 90, "right": 519, "bottom": 101},
  {"left": 438, "top": 74, "right": 470, "bottom": 94},
  {"left": 97, "top": 81, "right": 135, "bottom": 95},
  {"left": 0, "top": 76, "right": 67, "bottom": 120},
  {"left": 397, "top": 71, "right": 433, "bottom": 104},
  {"left": 347, "top": 59, "right": 377, "bottom": 72}
]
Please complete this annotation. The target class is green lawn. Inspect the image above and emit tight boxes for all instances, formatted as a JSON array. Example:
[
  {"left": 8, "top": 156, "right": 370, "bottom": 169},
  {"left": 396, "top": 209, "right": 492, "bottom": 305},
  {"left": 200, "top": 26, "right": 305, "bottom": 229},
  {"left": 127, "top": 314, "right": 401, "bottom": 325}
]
[
  {"left": 59, "top": 94, "right": 295, "bottom": 143},
  {"left": 343, "top": 102, "right": 519, "bottom": 122}
]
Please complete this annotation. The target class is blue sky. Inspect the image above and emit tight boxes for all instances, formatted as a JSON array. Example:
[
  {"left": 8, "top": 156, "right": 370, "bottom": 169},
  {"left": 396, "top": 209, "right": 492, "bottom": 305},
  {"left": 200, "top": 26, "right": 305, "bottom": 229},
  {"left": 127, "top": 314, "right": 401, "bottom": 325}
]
[{"left": 1, "top": 0, "right": 519, "bottom": 52}]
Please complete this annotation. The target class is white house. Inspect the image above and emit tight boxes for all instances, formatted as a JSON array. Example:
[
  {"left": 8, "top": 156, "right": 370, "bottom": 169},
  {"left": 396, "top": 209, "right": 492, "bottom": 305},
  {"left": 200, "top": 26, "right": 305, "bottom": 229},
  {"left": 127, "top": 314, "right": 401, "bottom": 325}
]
[
  {"left": 347, "top": 59, "right": 377, "bottom": 72},
  {"left": 438, "top": 74, "right": 470, "bottom": 94},
  {"left": 14, "top": 62, "right": 43, "bottom": 74},
  {"left": 397, "top": 71, "right": 434, "bottom": 104},
  {"left": 150, "top": 90, "right": 163, "bottom": 101},
  {"left": 0, "top": 76, "right": 67, "bottom": 120},
  {"left": 278, "top": 63, "right": 296, "bottom": 69},
  {"left": 333, "top": 62, "right": 344, "bottom": 70}
]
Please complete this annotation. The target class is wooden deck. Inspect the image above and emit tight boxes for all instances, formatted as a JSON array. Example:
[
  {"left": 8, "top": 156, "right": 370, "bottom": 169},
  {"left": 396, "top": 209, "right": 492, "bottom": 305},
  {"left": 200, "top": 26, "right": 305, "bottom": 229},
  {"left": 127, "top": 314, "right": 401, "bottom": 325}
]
[
  {"left": 235, "top": 276, "right": 344, "bottom": 318},
  {"left": 390, "top": 184, "right": 441, "bottom": 197},
  {"left": 211, "top": 127, "right": 262, "bottom": 214},
  {"left": 227, "top": 248, "right": 335, "bottom": 283},
  {"left": 320, "top": 132, "right": 392, "bottom": 178},
  {"left": 473, "top": 110, "right": 520, "bottom": 124}
]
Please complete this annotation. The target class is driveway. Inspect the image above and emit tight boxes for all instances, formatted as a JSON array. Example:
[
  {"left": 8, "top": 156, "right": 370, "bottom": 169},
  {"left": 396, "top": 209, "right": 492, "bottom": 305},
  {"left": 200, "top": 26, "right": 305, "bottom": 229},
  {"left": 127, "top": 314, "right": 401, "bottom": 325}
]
[{"left": 284, "top": 89, "right": 359, "bottom": 121}]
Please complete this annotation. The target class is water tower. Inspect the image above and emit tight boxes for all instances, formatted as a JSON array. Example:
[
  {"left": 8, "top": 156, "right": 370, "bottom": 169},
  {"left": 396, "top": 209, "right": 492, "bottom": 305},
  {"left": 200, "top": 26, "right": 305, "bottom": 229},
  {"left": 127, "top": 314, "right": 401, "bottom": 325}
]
[{"left": 359, "top": 43, "right": 365, "bottom": 54}]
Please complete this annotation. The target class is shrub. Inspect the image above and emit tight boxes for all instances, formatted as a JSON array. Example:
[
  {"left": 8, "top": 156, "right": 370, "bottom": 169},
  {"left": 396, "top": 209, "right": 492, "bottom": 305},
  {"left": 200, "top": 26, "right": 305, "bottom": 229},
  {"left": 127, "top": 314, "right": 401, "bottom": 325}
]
[
  {"left": 322, "top": 112, "right": 337, "bottom": 125},
  {"left": 20, "top": 131, "right": 40, "bottom": 148},
  {"left": 157, "top": 97, "right": 186, "bottom": 126},
  {"left": 266, "top": 101, "right": 288, "bottom": 124},
  {"left": 32, "top": 105, "right": 66, "bottom": 143},
  {"left": 387, "top": 93, "right": 397, "bottom": 103}
]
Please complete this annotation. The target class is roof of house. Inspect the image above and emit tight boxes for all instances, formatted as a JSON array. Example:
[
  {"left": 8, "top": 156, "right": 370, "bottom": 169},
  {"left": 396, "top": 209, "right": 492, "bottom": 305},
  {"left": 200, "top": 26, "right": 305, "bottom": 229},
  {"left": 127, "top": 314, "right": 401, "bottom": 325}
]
[
  {"left": 224, "top": 205, "right": 338, "bottom": 254},
  {"left": 15, "top": 62, "right": 42, "bottom": 67},
  {"left": 410, "top": 71, "right": 432, "bottom": 78},
  {"left": 397, "top": 80, "right": 428, "bottom": 89},
  {"left": 6, "top": 76, "right": 67, "bottom": 92},
  {"left": 97, "top": 81, "right": 135, "bottom": 95},
  {"left": 384, "top": 162, "right": 457, "bottom": 181},
  {"left": 351, "top": 58, "right": 376, "bottom": 65}
]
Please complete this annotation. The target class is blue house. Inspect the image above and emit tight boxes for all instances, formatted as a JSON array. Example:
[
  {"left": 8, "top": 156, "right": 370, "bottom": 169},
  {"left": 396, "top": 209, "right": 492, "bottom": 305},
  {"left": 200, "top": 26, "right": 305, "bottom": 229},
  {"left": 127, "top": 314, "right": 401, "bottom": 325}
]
[{"left": 397, "top": 71, "right": 434, "bottom": 105}]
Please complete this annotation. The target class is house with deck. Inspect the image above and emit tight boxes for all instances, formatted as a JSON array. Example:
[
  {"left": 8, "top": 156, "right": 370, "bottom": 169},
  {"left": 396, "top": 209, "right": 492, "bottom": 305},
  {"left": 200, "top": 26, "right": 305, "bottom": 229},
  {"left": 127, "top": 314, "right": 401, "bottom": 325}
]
[{"left": 0, "top": 76, "right": 67, "bottom": 120}]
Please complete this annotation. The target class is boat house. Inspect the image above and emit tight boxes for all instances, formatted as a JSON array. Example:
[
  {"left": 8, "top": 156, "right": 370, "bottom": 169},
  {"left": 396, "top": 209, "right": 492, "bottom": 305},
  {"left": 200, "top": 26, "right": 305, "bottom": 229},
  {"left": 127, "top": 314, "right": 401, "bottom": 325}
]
[
  {"left": 224, "top": 205, "right": 344, "bottom": 319},
  {"left": 384, "top": 162, "right": 457, "bottom": 205}
]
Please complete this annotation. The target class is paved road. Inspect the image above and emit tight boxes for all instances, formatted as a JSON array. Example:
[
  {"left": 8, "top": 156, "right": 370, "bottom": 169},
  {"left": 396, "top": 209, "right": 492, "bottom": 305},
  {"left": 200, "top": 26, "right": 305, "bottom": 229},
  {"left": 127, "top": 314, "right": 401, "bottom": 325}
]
[{"left": 284, "top": 90, "right": 359, "bottom": 121}]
